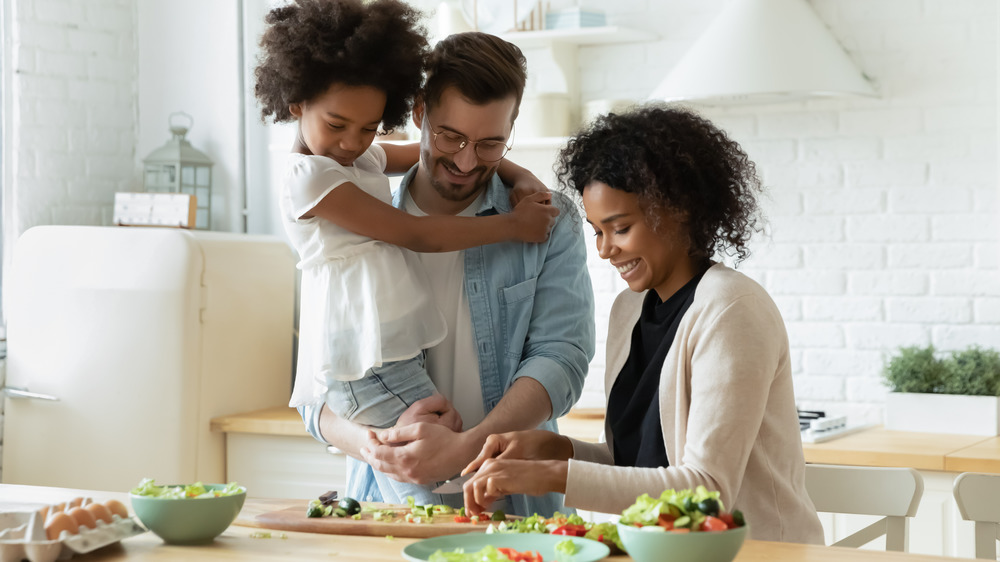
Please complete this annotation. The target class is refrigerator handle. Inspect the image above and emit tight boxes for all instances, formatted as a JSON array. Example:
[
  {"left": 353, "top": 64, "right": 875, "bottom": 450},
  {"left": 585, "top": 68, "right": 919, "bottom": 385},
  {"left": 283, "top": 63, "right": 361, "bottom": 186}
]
[{"left": 2, "top": 386, "right": 60, "bottom": 401}]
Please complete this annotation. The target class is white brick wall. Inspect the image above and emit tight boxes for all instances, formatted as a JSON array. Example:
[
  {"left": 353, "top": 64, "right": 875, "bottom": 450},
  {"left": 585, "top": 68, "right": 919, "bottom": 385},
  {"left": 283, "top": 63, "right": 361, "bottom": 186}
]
[
  {"left": 8, "top": 0, "right": 137, "bottom": 238},
  {"left": 551, "top": 0, "right": 998, "bottom": 426}
]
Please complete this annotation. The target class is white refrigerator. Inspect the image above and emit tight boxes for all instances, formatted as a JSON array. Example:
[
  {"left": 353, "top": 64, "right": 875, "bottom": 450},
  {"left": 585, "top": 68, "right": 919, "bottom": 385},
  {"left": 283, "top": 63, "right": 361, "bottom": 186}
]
[{"left": 1, "top": 225, "right": 297, "bottom": 491}]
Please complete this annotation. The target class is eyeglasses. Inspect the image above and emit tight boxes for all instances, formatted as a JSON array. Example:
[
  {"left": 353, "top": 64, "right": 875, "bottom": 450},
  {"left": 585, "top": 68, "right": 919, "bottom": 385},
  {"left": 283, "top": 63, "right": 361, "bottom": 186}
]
[{"left": 429, "top": 124, "right": 513, "bottom": 163}]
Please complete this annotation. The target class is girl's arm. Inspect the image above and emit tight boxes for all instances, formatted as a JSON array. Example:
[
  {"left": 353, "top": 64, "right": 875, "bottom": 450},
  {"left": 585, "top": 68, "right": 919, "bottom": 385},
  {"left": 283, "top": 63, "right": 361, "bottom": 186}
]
[
  {"left": 304, "top": 181, "right": 558, "bottom": 252},
  {"left": 380, "top": 141, "right": 551, "bottom": 204}
]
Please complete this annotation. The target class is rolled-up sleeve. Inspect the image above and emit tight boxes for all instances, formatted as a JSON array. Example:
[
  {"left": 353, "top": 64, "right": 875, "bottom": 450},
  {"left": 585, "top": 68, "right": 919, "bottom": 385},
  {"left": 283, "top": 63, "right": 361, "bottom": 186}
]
[
  {"left": 297, "top": 401, "right": 328, "bottom": 444},
  {"left": 512, "top": 194, "right": 595, "bottom": 419}
]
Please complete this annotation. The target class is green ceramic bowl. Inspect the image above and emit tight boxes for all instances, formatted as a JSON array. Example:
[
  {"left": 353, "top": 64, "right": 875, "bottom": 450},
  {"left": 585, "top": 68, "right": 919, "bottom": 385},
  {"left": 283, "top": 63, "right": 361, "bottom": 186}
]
[
  {"left": 616, "top": 522, "right": 748, "bottom": 562},
  {"left": 130, "top": 484, "right": 246, "bottom": 545}
]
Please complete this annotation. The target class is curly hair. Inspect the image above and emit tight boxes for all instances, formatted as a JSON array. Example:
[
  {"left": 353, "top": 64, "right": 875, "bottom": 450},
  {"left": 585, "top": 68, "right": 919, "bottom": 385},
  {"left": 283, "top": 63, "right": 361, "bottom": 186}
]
[
  {"left": 253, "top": 0, "right": 428, "bottom": 132},
  {"left": 555, "top": 104, "right": 765, "bottom": 264}
]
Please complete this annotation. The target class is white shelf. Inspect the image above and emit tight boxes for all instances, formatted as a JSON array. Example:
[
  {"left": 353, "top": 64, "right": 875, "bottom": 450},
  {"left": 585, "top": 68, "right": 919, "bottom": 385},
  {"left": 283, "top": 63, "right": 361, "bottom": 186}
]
[{"left": 499, "top": 25, "right": 658, "bottom": 49}]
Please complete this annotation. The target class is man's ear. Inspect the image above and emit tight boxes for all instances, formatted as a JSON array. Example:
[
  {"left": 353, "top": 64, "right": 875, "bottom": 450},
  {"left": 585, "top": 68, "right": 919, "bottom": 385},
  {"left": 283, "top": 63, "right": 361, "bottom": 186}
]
[
  {"left": 412, "top": 97, "right": 424, "bottom": 128},
  {"left": 289, "top": 103, "right": 303, "bottom": 118}
]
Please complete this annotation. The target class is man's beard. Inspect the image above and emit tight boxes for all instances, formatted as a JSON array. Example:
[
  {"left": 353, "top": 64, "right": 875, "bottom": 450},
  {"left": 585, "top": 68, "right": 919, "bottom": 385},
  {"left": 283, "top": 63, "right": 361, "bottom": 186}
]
[{"left": 428, "top": 155, "right": 497, "bottom": 203}]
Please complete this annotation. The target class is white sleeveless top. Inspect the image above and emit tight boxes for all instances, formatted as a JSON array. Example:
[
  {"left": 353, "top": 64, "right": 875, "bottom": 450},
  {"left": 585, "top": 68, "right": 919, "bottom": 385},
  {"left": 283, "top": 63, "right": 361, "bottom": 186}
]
[{"left": 280, "top": 145, "right": 446, "bottom": 407}]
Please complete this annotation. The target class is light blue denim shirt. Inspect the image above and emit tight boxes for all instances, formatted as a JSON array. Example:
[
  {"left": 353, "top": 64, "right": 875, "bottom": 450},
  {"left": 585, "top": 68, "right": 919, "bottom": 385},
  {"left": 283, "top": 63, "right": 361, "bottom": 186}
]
[{"left": 300, "top": 166, "right": 596, "bottom": 517}]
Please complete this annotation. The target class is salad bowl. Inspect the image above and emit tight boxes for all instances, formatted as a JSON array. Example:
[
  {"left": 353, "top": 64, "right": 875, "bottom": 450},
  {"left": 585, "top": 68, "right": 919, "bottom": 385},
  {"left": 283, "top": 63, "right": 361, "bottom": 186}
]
[
  {"left": 616, "top": 521, "right": 748, "bottom": 562},
  {"left": 129, "top": 480, "right": 246, "bottom": 545}
]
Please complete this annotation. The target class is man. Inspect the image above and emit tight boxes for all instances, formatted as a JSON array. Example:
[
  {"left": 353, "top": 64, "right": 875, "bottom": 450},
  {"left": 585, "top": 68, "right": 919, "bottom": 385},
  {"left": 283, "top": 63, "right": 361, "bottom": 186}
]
[{"left": 299, "top": 32, "right": 595, "bottom": 517}]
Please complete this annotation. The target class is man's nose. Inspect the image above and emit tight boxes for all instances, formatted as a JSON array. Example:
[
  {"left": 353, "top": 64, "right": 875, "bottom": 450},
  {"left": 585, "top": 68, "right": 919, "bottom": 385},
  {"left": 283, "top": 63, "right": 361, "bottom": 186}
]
[{"left": 452, "top": 142, "right": 479, "bottom": 172}]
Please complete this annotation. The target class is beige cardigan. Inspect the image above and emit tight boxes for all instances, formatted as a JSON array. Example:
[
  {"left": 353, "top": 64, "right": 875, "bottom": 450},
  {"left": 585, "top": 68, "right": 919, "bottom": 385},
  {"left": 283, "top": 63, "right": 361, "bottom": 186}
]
[{"left": 565, "top": 263, "right": 824, "bottom": 544}]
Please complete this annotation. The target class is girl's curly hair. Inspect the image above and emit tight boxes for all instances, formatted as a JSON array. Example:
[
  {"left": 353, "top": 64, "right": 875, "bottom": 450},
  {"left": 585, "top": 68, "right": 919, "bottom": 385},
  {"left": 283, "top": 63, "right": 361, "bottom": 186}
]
[
  {"left": 253, "top": 0, "right": 428, "bottom": 132},
  {"left": 556, "top": 104, "right": 765, "bottom": 264}
]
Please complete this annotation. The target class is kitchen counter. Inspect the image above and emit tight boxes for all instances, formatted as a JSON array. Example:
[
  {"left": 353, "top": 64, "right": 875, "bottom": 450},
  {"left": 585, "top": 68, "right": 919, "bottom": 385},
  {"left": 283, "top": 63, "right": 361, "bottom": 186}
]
[
  {"left": 211, "top": 406, "right": 608, "bottom": 443},
  {"left": 1, "top": 484, "right": 970, "bottom": 562},
  {"left": 801, "top": 426, "right": 1000, "bottom": 474}
]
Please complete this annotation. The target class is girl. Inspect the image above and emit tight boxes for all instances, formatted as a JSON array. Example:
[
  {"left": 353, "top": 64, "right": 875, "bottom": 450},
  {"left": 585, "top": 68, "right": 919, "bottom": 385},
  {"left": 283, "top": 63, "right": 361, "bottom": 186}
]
[
  {"left": 253, "top": 0, "right": 558, "bottom": 503},
  {"left": 459, "top": 105, "right": 825, "bottom": 544}
]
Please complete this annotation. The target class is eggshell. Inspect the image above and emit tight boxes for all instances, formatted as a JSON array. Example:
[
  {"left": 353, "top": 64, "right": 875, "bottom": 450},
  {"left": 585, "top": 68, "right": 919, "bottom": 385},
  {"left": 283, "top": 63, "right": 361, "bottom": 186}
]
[
  {"left": 84, "top": 502, "right": 114, "bottom": 524},
  {"left": 104, "top": 499, "right": 129, "bottom": 519},
  {"left": 45, "top": 511, "right": 79, "bottom": 540},
  {"left": 67, "top": 506, "right": 97, "bottom": 529}
]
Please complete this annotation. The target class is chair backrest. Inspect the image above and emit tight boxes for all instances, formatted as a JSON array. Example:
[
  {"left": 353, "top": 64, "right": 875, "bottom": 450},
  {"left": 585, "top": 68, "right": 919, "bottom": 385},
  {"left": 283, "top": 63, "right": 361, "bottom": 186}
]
[
  {"left": 805, "top": 463, "right": 923, "bottom": 552},
  {"left": 953, "top": 472, "right": 1000, "bottom": 559}
]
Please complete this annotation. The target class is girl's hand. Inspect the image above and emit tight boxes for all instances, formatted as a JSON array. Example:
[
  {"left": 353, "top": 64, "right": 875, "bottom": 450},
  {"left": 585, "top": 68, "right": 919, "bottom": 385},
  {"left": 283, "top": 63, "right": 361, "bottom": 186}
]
[
  {"left": 510, "top": 192, "right": 560, "bottom": 243},
  {"left": 509, "top": 177, "right": 551, "bottom": 207},
  {"left": 461, "top": 430, "right": 572, "bottom": 476},
  {"left": 396, "top": 393, "right": 463, "bottom": 432},
  {"left": 463, "top": 459, "right": 568, "bottom": 516}
]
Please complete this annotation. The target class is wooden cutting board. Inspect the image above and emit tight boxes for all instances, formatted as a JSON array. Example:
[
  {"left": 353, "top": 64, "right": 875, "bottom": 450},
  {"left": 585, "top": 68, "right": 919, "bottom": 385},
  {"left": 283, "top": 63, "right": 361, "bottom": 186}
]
[{"left": 235, "top": 499, "right": 506, "bottom": 539}]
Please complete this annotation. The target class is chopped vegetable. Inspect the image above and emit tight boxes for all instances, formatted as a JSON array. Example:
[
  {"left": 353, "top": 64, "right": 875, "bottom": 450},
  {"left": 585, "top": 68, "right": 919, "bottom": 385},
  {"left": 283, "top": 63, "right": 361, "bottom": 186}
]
[
  {"left": 619, "top": 486, "right": 746, "bottom": 532},
  {"left": 554, "top": 538, "right": 579, "bottom": 556},
  {"left": 428, "top": 545, "right": 543, "bottom": 562},
  {"left": 130, "top": 479, "right": 243, "bottom": 499},
  {"left": 338, "top": 497, "right": 362, "bottom": 516},
  {"left": 491, "top": 509, "right": 506, "bottom": 521}
]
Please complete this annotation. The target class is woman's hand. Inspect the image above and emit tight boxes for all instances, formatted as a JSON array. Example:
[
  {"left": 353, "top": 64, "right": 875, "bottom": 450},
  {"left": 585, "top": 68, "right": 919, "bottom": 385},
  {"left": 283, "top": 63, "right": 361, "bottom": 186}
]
[
  {"left": 509, "top": 192, "right": 560, "bottom": 243},
  {"left": 396, "top": 393, "right": 463, "bottom": 432},
  {"left": 461, "top": 430, "right": 573, "bottom": 475},
  {"left": 463, "top": 459, "right": 568, "bottom": 516}
]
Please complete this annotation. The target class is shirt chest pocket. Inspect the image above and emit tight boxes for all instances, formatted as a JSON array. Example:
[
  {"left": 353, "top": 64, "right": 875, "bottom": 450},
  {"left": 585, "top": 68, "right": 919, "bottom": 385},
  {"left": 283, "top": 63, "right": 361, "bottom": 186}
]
[{"left": 499, "top": 276, "right": 537, "bottom": 359}]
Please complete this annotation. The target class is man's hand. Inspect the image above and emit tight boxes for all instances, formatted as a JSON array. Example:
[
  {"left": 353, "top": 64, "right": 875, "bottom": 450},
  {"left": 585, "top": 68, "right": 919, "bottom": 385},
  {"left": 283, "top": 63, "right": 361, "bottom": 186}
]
[
  {"left": 360, "top": 422, "right": 475, "bottom": 485},
  {"left": 396, "top": 393, "right": 463, "bottom": 432}
]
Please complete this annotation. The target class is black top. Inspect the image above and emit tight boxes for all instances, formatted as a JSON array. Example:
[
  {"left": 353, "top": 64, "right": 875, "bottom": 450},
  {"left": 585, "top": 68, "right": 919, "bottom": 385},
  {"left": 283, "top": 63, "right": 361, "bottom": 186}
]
[{"left": 607, "top": 270, "right": 706, "bottom": 468}]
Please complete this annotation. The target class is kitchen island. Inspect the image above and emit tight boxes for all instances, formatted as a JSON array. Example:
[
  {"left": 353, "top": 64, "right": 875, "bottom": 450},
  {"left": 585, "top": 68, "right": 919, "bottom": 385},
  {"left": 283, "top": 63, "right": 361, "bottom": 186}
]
[{"left": 1, "top": 484, "right": 971, "bottom": 562}]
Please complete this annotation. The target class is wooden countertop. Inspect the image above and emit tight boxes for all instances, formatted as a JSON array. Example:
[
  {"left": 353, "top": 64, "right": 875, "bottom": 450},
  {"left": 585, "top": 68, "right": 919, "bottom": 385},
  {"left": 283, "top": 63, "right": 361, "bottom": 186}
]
[
  {"left": 211, "top": 406, "right": 607, "bottom": 443},
  {"left": 1, "top": 484, "right": 969, "bottom": 561},
  {"left": 213, "top": 409, "right": 1000, "bottom": 474},
  {"left": 801, "top": 427, "right": 992, "bottom": 471},
  {"left": 944, "top": 436, "right": 1000, "bottom": 474}
]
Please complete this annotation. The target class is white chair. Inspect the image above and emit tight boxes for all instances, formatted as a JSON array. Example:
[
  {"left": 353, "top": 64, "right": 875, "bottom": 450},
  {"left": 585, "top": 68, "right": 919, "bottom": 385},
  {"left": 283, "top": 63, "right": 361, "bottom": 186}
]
[
  {"left": 805, "top": 463, "right": 923, "bottom": 552},
  {"left": 953, "top": 472, "right": 1000, "bottom": 559}
]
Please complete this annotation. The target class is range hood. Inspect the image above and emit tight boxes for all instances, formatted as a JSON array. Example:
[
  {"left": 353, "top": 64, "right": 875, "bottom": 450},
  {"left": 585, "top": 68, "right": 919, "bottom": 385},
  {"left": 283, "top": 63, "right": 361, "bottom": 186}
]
[{"left": 651, "top": 0, "right": 877, "bottom": 105}]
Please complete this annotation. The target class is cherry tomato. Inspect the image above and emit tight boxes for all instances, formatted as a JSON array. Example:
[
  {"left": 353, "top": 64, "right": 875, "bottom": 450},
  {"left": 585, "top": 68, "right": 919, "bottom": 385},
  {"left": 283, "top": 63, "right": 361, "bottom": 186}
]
[{"left": 719, "top": 512, "right": 737, "bottom": 529}]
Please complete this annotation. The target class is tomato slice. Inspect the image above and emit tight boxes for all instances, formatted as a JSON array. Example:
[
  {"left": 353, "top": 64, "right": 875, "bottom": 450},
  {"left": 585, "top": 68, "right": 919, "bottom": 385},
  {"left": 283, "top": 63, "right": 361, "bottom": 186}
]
[
  {"left": 551, "top": 524, "right": 587, "bottom": 537},
  {"left": 700, "top": 515, "right": 729, "bottom": 532},
  {"left": 657, "top": 512, "right": 676, "bottom": 530},
  {"left": 718, "top": 512, "right": 737, "bottom": 529},
  {"left": 453, "top": 515, "right": 471, "bottom": 523},
  {"left": 496, "top": 547, "right": 544, "bottom": 561}
]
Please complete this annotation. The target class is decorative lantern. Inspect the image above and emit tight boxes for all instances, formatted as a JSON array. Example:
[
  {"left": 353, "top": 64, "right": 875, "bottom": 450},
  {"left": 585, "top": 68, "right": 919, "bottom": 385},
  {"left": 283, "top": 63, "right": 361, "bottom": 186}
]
[{"left": 143, "top": 112, "right": 214, "bottom": 229}]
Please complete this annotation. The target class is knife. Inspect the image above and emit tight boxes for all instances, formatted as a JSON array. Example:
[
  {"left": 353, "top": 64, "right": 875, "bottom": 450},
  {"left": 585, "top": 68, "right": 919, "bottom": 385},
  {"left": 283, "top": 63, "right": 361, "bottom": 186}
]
[{"left": 431, "top": 471, "right": 477, "bottom": 494}]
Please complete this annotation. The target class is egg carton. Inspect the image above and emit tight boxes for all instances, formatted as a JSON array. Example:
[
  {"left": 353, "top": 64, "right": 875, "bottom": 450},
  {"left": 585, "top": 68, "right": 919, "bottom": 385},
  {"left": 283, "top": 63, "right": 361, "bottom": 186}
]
[{"left": 0, "top": 506, "right": 145, "bottom": 562}]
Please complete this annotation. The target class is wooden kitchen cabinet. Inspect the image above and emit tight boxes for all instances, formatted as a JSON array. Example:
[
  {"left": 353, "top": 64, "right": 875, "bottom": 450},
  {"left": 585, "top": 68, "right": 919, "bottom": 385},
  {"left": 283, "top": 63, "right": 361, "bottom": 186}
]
[{"left": 211, "top": 408, "right": 346, "bottom": 500}]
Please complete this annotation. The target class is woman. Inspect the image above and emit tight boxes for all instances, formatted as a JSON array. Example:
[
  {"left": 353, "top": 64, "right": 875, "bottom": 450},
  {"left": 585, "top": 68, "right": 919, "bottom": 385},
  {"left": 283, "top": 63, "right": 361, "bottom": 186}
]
[{"left": 460, "top": 104, "right": 824, "bottom": 544}]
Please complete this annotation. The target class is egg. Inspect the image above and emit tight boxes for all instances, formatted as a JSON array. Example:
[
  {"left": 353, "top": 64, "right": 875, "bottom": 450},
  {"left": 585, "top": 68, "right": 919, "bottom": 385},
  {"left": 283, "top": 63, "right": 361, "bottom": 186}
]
[
  {"left": 104, "top": 499, "right": 129, "bottom": 519},
  {"left": 68, "top": 497, "right": 85, "bottom": 508},
  {"left": 84, "top": 502, "right": 113, "bottom": 524},
  {"left": 38, "top": 505, "right": 50, "bottom": 521},
  {"left": 45, "top": 511, "right": 79, "bottom": 540},
  {"left": 51, "top": 502, "right": 66, "bottom": 513},
  {"left": 67, "top": 506, "right": 97, "bottom": 530}
]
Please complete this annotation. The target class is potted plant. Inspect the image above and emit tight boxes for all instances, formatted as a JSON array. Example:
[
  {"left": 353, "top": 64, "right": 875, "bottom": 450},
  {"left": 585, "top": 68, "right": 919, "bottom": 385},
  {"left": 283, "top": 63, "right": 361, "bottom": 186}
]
[{"left": 883, "top": 345, "right": 1000, "bottom": 435}]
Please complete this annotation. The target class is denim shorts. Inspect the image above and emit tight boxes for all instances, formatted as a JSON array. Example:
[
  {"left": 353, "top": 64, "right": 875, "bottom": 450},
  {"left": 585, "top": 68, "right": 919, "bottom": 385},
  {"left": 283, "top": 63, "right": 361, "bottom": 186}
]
[{"left": 325, "top": 352, "right": 438, "bottom": 429}]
